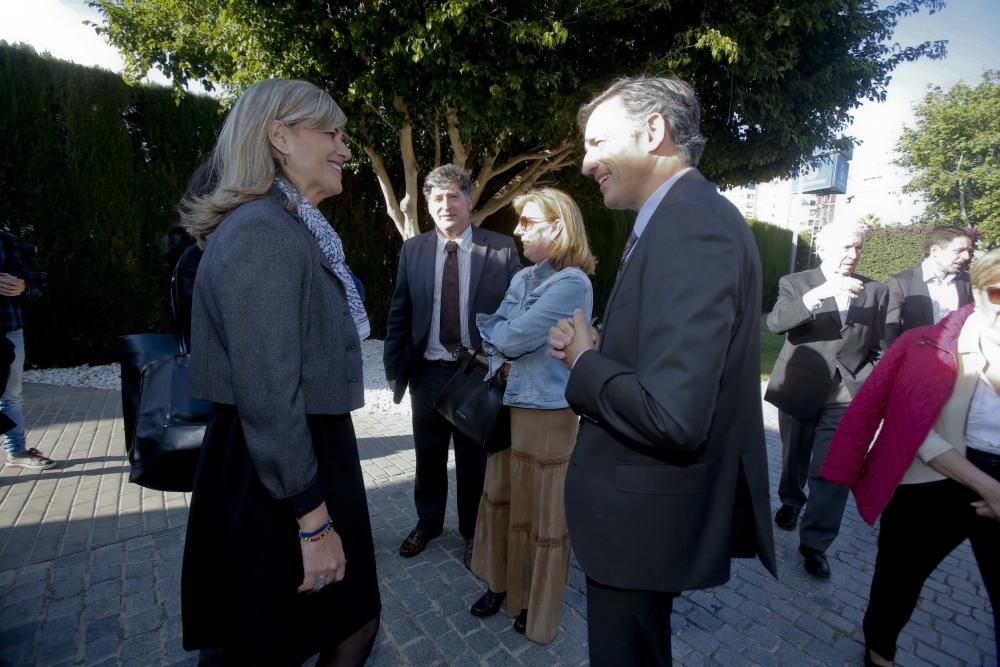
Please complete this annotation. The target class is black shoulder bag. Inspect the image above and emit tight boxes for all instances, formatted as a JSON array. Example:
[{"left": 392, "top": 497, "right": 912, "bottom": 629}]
[
  {"left": 119, "top": 260, "right": 212, "bottom": 491},
  {"left": 434, "top": 347, "right": 511, "bottom": 454}
]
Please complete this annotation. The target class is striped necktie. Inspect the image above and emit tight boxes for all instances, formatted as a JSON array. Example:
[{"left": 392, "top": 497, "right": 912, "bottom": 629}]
[{"left": 618, "top": 231, "right": 638, "bottom": 273}]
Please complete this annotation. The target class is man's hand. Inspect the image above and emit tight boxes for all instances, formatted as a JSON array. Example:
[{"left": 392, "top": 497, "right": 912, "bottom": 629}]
[
  {"left": 0, "top": 273, "right": 25, "bottom": 298},
  {"left": 808, "top": 275, "right": 863, "bottom": 302},
  {"left": 549, "top": 309, "right": 598, "bottom": 369}
]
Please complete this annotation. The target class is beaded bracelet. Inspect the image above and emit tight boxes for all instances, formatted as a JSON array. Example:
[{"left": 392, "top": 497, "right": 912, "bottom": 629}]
[{"left": 299, "top": 517, "right": 333, "bottom": 542}]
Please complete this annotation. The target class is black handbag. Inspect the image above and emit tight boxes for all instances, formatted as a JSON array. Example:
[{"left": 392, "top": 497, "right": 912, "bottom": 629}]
[
  {"left": 118, "top": 260, "right": 211, "bottom": 491},
  {"left": 434, "top": 347, "right": 510, "bottom": 453}
]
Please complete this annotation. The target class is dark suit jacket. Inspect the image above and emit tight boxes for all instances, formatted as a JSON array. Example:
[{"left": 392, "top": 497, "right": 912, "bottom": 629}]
[
  {"left": 383, "top": 226, "right": 521, "bottom": 403},
  {"left": 764, "top": 268, "right": 888, "bottom": 421},
  {"left": 885, "top": 265, "right": 972, "bottom": 346},
  {"left": 564, "top": 169, "right": 777, "bottom": 593}
]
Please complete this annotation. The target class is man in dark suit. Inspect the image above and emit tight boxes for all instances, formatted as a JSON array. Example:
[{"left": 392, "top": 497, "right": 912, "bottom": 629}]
[
  {"left": 548, "top": 76, "right": 776, "bottom": 666},
  {"left": 765, "top": 222, "right": 888, "bottom": 579},
  {"left": 884, "top": 225, "right": 974, "bottom": 346},
  {"left": 384, "top": 164, "right": 521, "bottom": 568}
]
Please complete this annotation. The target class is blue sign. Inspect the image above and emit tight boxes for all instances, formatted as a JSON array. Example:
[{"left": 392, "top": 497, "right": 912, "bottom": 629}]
[{"left": 793, "top": 154, "right": 850, "bottom": 195}]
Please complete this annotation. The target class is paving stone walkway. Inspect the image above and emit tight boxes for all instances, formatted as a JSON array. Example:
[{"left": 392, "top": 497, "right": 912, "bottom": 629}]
[{"left": 0, "top": 383, "right": 995, "bottom": 666}]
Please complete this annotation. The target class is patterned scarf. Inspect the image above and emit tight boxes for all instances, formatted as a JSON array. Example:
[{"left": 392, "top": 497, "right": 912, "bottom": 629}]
[{"left": 275, "top": 177, "right": 370, "bottom": 341}]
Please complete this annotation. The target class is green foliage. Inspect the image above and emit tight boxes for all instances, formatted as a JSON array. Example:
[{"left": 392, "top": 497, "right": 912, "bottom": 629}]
[
  {"left": 747, "top": 218, "right": 793, "bottom": 310},
  {"left": 759, "top": 320, "right": 784, "bottom": 381},
  {"left": 896, "top": 71, "right": 1000, "bottom": 248},
  {"left": 854, "top": 224, "right": 930, "bottom": 281},
  {"left": 90, "top": 0, "right": 947, "bottom": 191},
  {"left": 0, "top": 42, "right": 219, "bottom": 366}
]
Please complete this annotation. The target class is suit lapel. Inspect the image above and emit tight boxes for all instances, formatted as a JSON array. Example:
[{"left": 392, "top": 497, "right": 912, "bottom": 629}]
[
  {"left": 417, "top": 233, "right": 437, "bottom": 324},
  {"left": 468, "top": 227, "right": 488, "bottom": 304}
]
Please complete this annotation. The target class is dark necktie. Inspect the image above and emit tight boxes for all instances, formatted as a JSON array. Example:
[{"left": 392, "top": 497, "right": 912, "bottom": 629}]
[
  {"left": 618, "top": 231, "right": 638, "bottom": 273},
  {"left": 440, "top": 240, "right": 461, "bottom": 352}
]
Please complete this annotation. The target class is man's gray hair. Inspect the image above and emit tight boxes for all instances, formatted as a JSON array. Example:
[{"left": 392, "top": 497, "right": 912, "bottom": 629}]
[
  {"left": 577, "top": 75, "right": 708, "bottom": 167},
  {"left": 815, "top": 222, "right": 867, "bottom": 250},
  {"left": 422, "top": 164, "right": 473, "bottom": 199}
]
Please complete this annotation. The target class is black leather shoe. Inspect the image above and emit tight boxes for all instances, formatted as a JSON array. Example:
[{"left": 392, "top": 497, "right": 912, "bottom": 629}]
[
  {"left": 513, "top": 609, "right": 527, "bottom": 634},
  {"left": 470, "top": 590, "right": 506, "bottom": 617},
  {"left": 399, "top": 527, "right": 441, "bottom": 557},
  {"left": 799, "top": 545, "right": 831, "bottom": 579},
  {"left": 462, "top": 538, "right": 474, "bottom": 570},
  {"left": 774, "top": 504, "right": 800, "bottom": 531}
]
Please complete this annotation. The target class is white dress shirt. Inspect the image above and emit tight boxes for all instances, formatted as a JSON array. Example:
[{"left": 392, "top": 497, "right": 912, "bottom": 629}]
[
  {"left": 921, "top": 257, "right": 960, "bottom": 324},
  {"left": 425, "top": 225, "right": 474, "bottom": 361}
]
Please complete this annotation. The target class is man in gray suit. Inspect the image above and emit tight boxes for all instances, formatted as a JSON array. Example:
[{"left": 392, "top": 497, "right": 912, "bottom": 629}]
[
  {"left": 884, "top": 225, "right": 974, "bottom": 346},
  {"left": 549, "top": 75, "right": 775, "bottom": 666},
  {"left": 384, "top": 165, "right": 521, "bottom": 568},
  {"left": 765, "top": 222, "right": 888, "bottom": 579}
]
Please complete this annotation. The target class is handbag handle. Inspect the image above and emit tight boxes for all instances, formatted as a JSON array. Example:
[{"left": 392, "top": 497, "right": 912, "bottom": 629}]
[{"left": 170, "top": 257, "right": 191, "bottom": 356}]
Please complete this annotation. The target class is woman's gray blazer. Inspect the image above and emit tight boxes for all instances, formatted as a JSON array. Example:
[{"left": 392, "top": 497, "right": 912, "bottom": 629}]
[{"left": 189, "top": 189, "right": 363, "bottom": 513}]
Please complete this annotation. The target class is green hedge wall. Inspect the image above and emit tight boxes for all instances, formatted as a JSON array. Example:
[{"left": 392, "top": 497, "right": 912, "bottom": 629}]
[
  {"left": 855, "top": 224, "right": 931, "bottom": 281},
  {"left": 0, "top": 42, "right": 220, "bottom": 366},
  {"left": 747, "top": 218, "right": 793, "bottom": 311}
]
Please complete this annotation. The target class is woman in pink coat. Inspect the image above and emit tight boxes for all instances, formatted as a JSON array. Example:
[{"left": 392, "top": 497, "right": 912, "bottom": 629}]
[{"left": 822, "top": 247, "right": 1000, "bottom": 667}]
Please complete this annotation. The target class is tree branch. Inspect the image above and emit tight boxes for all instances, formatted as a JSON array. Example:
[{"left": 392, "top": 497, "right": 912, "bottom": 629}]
[
  {"left": 394, "top": 95, "right": 421, "bottom": 238},
  {"left": 364, "top": 145, "right": 406, "bottom": 238},
  {"left": 446, "top": 107, "right": 469, "bottom": 168},
  {"left": 470, "top": 143, "right": 577, "bottom": 224}
]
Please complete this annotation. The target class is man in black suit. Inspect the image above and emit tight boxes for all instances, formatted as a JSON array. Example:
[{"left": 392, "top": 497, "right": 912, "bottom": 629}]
[
  {"left": 765, "top": 222, "right": 888, "bottom": 579},
  {"left": 885, "top": 225, "right": 974, "bottom": 346},
  {"left": 384, "top": 164, "right": 521, "bottom": 568},
  {"left": 548, "top": 76, "right": 776, "bottom": 666}
]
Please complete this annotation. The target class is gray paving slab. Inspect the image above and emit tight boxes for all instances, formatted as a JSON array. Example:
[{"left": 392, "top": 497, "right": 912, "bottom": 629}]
[{"left": 0, "top": 382, "right": 995, "bottom": 665}]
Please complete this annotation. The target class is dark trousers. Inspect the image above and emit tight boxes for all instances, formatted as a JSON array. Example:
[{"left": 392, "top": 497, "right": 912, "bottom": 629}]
[
  {"left": 586, "top": 577, "right": 677, "bottom": 666},
  {"left": 864, "top": 449, "right": 1000, "bottom": 663},
  {"left": 778, "top": 381, "right": 851, "bottom": 553},
  {"left": 409, "top": 362, "right": 486, "bottom": 539}
]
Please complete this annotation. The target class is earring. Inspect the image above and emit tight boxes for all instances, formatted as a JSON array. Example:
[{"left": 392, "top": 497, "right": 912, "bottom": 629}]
[{"left": 282, "top": 153, "right": 289, "bottom": 166}]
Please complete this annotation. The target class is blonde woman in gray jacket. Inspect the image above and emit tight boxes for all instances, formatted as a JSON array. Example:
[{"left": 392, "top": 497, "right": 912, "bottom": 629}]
[{"left": 179, "top": 79, "right": 379, "bottom": 666}]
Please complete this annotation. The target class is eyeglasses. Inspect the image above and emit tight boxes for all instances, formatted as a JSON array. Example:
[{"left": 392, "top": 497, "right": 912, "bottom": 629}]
[
  {"left": 516, "top": 215, "right": 556, "bottom": 230},
  {"left": 987, "top": 286, "right": 1000, "bottom": 305}
]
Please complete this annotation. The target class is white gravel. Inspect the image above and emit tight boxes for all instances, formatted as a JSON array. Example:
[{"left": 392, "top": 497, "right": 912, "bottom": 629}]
[{"left": 24, "top": 339, "right": 411, "bottom": 416}]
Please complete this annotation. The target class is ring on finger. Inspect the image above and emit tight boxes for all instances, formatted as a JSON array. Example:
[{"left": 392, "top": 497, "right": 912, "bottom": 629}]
[{"left": 313, "top": 575, "right": 327, "bottom": 592}]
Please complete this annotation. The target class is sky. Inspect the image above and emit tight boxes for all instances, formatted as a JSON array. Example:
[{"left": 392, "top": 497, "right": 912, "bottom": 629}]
[{"left": 1, "top": 0, "right": 997, "bottom": 227}]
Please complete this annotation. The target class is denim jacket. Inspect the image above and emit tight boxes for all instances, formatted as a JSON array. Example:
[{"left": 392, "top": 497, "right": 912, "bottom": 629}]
[{"left": 476, "top": 261, "right": 593, "bottom": 409}]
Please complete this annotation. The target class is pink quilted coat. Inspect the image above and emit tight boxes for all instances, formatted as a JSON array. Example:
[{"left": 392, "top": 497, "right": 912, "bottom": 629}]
[{"left": 820, "top": 304, "right": 974, "bottom": 524}]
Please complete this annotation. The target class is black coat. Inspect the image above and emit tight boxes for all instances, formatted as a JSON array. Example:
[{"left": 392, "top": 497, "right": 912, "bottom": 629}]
[
  {"left": 382, "top": 226, "right": 521, "bottom": 403},
  {"left": 764, "top": 268, "right": 888, "bottom": 421},
  {"left": 564, "top": 169, "right": 777, "bottom": 593},
  {"left": 885, "top": 265, "right": 973, "bottom": 346}
]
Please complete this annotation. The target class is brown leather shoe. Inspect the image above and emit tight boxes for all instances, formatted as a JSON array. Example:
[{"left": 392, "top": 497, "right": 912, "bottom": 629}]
[
  {"left": 399, "top": 527, "right": 440, "bottom": 557},
  {"left": 462, "top": 538, "right": 474, "bottom": 570}
]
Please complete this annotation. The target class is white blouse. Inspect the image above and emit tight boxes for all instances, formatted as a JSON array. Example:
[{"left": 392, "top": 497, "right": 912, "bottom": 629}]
[{"left": 966, "top": 372, "right": 1000, "bottom": 456}]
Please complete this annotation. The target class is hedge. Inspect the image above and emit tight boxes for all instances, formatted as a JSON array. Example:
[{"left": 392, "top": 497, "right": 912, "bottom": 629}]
[
  {"left": 747, "top": 218, "right": 793, "bottom": 311},
  {"left": 855, "top": 224, "right": 933, "bottom": 281},
  {"left": 0, "top": 42, "right": 219, "bottom": 366}
]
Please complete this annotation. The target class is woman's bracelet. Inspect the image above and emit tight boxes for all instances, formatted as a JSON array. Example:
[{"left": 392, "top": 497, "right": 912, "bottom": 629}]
[{"left": 299, "top": 517, "right": 333, "bottom": 542}]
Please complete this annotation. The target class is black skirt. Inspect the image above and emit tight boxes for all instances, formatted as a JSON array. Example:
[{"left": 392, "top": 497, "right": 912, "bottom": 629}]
[{"left": 182, "top": 404, "right": 381, "bottom": 664}]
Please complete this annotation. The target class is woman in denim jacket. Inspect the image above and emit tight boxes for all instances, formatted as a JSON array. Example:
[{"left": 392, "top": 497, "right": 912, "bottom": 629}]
[{"left": 468, "top": 188, "right": 596, "bottom": 644}]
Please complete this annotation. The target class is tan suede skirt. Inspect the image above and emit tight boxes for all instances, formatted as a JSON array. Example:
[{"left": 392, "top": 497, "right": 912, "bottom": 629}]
[{"left": 470, "top": 406, "right": 579, "bottom": 644}]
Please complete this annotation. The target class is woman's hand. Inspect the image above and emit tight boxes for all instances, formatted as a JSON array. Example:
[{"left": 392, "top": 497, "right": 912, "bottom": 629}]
[
  {"left": 297, "top": 528, "right": 347, "bottom": 593},
  {"left": 296, "top": 502, "right": 346, "bottom": 593},
  {"left": 971, "top": 500, "right": 1000, "bottom": 521}
]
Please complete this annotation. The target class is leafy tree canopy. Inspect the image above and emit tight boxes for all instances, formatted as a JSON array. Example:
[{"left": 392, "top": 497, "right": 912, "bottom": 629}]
[
  {"left": 895, "top": 70, "right": 999, "bottom": 248},
  {"left": 91, "top": 0, "right": 946, "bottom": 238}
]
